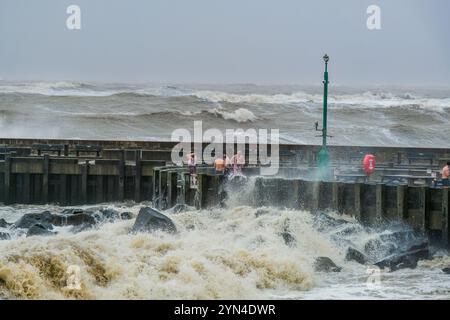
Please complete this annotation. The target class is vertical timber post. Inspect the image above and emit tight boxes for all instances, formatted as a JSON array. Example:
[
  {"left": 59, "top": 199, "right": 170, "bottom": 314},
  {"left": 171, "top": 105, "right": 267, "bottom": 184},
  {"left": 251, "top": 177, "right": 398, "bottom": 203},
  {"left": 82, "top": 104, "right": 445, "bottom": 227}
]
[
  {"left": 196, "top": 173, "right": 203, "bottom": 209},
  {"left": 81, "top": 160, "right": 88, "bottom": 204},
  {"left": 152, "top": 168, "right": 159, "bottom": 204},
  {"left": 42, "top": 154, "right": 49, "bottom": 204},
  {"left": 23, "top": 173, "right": 31, "bottom": 204},
  {"left": 418, "top": 186, "right": 427, "bottom": 232},
  {"left": 375, "top": 184, "right": 384, "bottom": 222},
  {"left": 311, "top": 181, "right": 320, "bottom": 213},
  {"left": 292, "top": 179, "right": 300, "bottom": 209},
  {"left": 135, "top": 151, "right": 142, "bottom": 202},
  {"left": 158, "top": 170, "right": 164, "bottom": 208},
  {"left": 331, "top": 182, "right": 341, "bottom": 213},
  {"left": 397, "top": 185, "right": 407, "bottom": 220},
  {"left": 118, "top": 150, "right": 125, "bottom": 202},
  {"left": 4, "top": 153, "right": 11, "bottom": 204},
  {"left": 442, "top": 188, "right": 449, "bottom": 247},
  {"left": 70, "top": 174, "right": 78, "bottom": 205},
  {"left": 354, "top": 183, "right": 361, "bottom": 220},
  {"left": 167, "top": 171, "right": 173, "bottom": 207},
  {"left": 96, "top": 175, "right": 103, "bottom": 203},
  {"left": 60, "top": 174, "right": 67, "bottom": 205},
  {"left": 107, "top": 175, "right": 114, "bottom": 202}
]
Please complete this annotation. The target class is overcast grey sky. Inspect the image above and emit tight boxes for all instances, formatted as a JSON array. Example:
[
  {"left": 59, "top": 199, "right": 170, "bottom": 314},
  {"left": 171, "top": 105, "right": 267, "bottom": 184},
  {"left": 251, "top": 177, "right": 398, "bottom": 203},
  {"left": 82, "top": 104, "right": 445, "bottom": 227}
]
[{"left": 0, "top": 0, "right": 449, "bottom": 85}]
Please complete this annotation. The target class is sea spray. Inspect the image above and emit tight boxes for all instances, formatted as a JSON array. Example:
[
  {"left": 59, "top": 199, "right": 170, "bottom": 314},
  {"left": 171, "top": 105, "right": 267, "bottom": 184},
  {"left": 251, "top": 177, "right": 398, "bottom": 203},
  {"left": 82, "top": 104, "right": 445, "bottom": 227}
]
[
  {"left": 0, "top": 200, "right": 448, "bottom": 299},
  {"left": 1, "top": 206, "right": 326, "bottom": 299}
]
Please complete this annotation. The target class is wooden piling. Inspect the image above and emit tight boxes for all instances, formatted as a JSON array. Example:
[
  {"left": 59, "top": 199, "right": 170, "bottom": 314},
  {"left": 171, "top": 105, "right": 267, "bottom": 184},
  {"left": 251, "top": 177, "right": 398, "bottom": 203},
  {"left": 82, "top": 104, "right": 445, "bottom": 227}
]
[
  {"left": 397, "top": 185, "right": 407, "bottom": 220},
  {"left": 96, "top": 175, "right": 103, "bottom": 203},
  {"left": 81, "top": 160, "right": 88, "bottom": 204},
  {"left": 107, "top": 175, "right": 115, "bottom": 202},
  {"left": 70, "top": 175, "right": 78, "bottom": 205},
  {"left": 152, "top": 168, "right": 160, "bottom": 203},
  {"left": 375, "top": 184, "right": 384, "bottom": 222},
  {"left": 407, "top": 186, "right": 427, "bottom": 232},
  {"left": 60, "top": 174, "right": 67, "bottom": 205},
  {"left": 442, "top": 188, "right": 449, "bottom": 246},
  {"left": 166, "top": 171, "right": 174, "bottom": 207},
  {"left": 311, "top": 181, "right": 320, "bottom": 212},
  {"left": 21, "top": 173, "right": 30, "bottom": 204},
  {"left": 418, "top": 187, "right": 427, "bottom": 232},
  {"left": 176, "top": 172, "right": 185, "bottom": 205},
  {"left": 291, "top": 179, "right": 301, "bottom": 209},
  {"left": 32, "top": 174, "right": 38, "bottom": 203},
  {"left": 354, "top": 183, "right": 362, "bottom": 221},
  {"left": 118, "top": 151, "right": 125, "bottom": 201},
  {"left": 195, "top": 174, "right": 203, "bottom": 209},
  {"left": 158, "top": 170, "right": 163, "bottom": 208},
  {"left": 134, "top": 153, "right": 141, "bottom": 202},
  {"left": 42, "top": 154, "right": 49, "bottom": 203},
  {"left": 331, "top": 182, "right": 339, "bottom": 212},
  {"left": 4, "top": 154, "right": 11, "bottom": 204}
]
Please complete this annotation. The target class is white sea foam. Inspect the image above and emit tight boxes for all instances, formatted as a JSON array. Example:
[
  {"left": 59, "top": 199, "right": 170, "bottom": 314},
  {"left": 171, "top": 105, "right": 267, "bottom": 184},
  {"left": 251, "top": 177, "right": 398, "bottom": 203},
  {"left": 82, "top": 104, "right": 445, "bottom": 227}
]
[
  {"left": 1, "top": 202, "right": 448, "bottom": 300},
  {"left": 0, "top": 205, "right": 326, "bottom": 299},
  {"left": 208, "top": 107, "right": 257, "bottom": 123}
]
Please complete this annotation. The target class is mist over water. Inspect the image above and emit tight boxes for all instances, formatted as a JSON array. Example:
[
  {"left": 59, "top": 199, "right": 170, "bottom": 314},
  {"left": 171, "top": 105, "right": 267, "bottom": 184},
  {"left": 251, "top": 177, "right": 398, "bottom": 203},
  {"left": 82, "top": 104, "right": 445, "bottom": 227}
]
[{"left": 1, "top": 81, "right": 450, "bottom": 146}]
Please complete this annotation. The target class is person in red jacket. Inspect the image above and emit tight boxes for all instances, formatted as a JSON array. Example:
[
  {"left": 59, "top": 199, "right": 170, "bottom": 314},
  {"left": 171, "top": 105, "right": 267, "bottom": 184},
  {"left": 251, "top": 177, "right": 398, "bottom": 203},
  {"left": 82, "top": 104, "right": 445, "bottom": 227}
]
[{"left": 442, "top": 162, "right": 450, "bottom": 187}]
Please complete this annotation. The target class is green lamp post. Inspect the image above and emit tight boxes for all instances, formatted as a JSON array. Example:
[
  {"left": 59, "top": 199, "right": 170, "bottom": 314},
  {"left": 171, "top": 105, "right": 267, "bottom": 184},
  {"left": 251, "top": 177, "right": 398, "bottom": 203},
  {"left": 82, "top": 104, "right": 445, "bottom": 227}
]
[{"left": 316, "top": 54, "right": 330, "bottom": 174}]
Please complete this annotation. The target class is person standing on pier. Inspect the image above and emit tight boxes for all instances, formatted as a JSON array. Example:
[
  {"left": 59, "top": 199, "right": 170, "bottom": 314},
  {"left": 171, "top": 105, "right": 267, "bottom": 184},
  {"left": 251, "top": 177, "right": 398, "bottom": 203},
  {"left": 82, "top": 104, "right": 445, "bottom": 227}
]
[
  {"left": 187, "top": 152, "right": 197, "bottom": 175},
  {"left": 214, "top": 156, "right": 225, "bottom": 174},
  {"left": 442, "top": 162, "right": 450, "bottom": 187},
  {"left": 231, "top": 151, "right": 244, "bottom": 175}
]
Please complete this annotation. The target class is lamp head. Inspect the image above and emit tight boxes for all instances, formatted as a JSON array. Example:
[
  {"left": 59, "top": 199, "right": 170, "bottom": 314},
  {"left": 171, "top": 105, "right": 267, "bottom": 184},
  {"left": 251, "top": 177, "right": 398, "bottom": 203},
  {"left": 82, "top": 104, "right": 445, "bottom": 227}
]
[{"left": 323, "top": 54, "right": 329, "bottom": 64}]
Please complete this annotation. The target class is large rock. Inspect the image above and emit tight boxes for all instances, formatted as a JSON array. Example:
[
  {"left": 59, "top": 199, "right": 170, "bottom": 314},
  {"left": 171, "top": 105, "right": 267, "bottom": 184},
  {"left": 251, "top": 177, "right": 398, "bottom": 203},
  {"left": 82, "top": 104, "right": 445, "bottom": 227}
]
[
  {"left": 374, "top": 241, "right": 429, "bottom": 271},
  {"left": 345, "top": 247, "right": 368, "bottom": 265},
  {"left": 0, "top": 218, "right": 11, "bottom": 228},
  {"left": 14, "top": 211, "right": 55, "bottom": 230},
  {"left": 333, "top": 225, "right": 365, "bottom": 237},
  {"left": 54, "top": 213, "right": 97, "bottom": 228},
  {"left": 314, "top": 257, "right": 342, "bottom": 272},
  {"left": 442, "top": 268, "right": 450, "bottom": 274},
  {"left": 26, "top": 224, "right": 56, "bottom": 237},
  {"left": 120, "top": 212, "right": 134, "bottom": 220},
  {"left": 364, "top": 238, "right": 397, "bottom": 258},
  {"left": 131, "top": 207, "right": 177, "bottom": 234},
  {"left": 280, "top": 231, "right": 296, "bottom": 247},
  {"left": 61, "top": 208, "right": 85, "bottom": 215},
  {"left": 14, "top": 210, "right": 97, "bottom": 234},
  {"left": 100, "top": 209, "right": 120, "bottom": 222},
  {"left": 0, "top": 232, "right": 11, "bottom": 240},
  {"left": 62, "top": 208, "right": 121, "bottom": 223}
]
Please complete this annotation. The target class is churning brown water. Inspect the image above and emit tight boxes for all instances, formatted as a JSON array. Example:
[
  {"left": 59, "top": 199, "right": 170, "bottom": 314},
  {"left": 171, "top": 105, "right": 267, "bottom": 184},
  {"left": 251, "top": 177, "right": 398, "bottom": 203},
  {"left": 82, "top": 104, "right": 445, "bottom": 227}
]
[{"left": 1, "top": 200, "right": 449, "bottom": 300}]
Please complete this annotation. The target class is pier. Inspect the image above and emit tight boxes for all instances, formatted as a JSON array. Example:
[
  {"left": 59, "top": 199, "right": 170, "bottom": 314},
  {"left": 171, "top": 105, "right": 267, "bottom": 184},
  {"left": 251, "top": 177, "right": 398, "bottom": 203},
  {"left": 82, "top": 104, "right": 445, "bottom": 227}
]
[{"left": 0, "top": 138, "right": 449, "bottom": 246}]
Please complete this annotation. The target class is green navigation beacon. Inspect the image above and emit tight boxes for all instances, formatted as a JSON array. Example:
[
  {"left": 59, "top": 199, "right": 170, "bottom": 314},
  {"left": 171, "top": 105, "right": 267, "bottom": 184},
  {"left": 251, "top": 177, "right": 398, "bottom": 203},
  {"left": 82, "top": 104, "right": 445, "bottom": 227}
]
[{"left": 316, "top": 54, "right": 331, "bottom": 178}]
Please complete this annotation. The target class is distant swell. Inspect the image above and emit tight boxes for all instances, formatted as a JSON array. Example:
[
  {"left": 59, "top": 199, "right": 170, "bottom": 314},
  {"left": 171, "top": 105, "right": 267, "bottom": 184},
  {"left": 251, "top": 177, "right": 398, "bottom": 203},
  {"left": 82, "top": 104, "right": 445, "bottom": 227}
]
[{"left": 1, "top": 82, "right": 450, "bottom": 112}]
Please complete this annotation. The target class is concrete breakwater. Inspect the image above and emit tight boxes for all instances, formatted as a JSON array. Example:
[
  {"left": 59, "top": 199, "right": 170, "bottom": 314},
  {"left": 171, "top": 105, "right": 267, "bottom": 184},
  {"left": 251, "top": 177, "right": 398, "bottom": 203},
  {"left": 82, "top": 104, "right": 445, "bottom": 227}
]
[{"left": 0, "top": 138, "right": 449, "bottom": 247}]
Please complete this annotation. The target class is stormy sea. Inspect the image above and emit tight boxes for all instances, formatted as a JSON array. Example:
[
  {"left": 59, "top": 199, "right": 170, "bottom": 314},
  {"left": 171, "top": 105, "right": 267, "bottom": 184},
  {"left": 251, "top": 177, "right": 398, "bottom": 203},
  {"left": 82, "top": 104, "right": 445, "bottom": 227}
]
[
  {"left": 1, "top": 81, "right": 450, "bottom": 146},
  {"left": 1, "top": 81, "right": 450, "bottom": 300}
]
